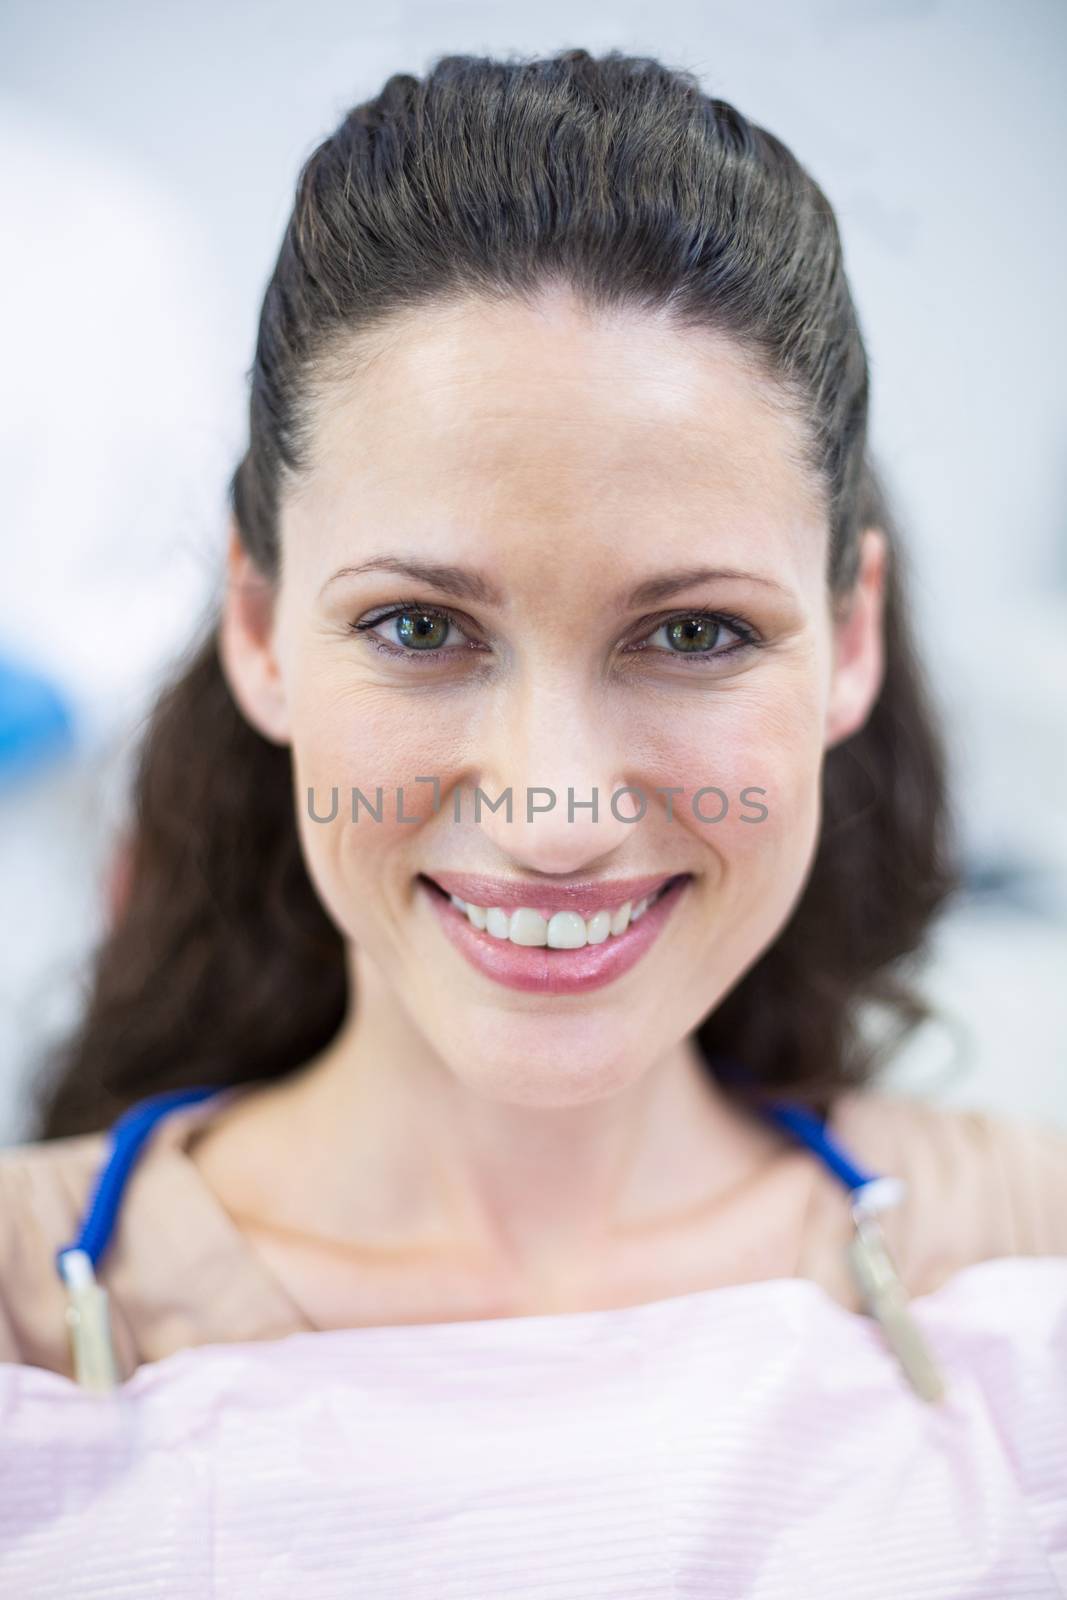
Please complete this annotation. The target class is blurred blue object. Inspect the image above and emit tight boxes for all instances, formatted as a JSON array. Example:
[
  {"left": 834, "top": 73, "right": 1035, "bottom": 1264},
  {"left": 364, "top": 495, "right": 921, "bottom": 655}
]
[{"left": 0, "top": 650, "right": 76, "bottom": 790}]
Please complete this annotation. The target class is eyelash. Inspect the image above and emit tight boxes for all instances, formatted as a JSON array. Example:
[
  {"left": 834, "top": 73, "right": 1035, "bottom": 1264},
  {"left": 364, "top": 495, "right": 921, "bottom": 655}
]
[{"left": 349, "top": 600, "right": 764, "bottom": 669}]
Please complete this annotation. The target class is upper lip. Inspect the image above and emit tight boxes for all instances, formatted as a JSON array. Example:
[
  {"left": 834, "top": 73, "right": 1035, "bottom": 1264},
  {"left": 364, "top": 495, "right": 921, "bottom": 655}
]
[{"left": 420, "top": 871, "right": 690, "bottom": 918}]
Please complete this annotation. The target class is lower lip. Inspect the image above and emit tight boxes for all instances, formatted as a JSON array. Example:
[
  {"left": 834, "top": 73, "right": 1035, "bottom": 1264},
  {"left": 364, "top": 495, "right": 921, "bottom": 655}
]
[{"left": 418, "top": 875, "right": 693, "bottom": 995}]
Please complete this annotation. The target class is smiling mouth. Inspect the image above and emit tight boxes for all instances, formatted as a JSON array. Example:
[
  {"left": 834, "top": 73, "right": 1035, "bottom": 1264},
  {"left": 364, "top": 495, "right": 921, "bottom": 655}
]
[{"left": 418, "top": 872, "right": 692, "bottom": 949}]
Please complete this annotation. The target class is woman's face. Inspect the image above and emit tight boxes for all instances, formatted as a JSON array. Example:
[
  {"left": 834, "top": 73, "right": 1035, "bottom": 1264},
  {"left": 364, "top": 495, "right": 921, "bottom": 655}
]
[{"left": 224, "top": 288, "right": 885, "bottom": 1107}]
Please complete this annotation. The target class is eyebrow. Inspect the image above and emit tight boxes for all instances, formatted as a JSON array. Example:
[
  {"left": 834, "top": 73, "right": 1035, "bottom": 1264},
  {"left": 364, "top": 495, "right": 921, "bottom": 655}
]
[
  {"left": 319, "top": 556, "right": 790, "bottom": 607},
  {"left": 319, "top": 557, "right": 505, "bottom": 606},
  {"left": 624, "top": 566, "right": 791, "bottom": 604}
]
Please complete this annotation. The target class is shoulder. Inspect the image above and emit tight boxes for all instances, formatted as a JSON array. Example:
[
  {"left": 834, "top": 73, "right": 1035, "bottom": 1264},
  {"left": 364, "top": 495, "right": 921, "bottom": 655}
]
[
  {"left": 825, "top": 1088, "right": 1067, "bottom": 1290},
  {"left": 0, "top": 1107, "right": 305, "bottom": 1379},
  {"left": 0, "top": 1131, "right": 111, "bottom": 1373}
]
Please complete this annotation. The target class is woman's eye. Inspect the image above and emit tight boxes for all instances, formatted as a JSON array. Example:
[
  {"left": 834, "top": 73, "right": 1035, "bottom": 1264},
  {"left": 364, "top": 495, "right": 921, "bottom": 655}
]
[
  {"left": 639, "top": 612, "right": 759, "bottom": 664},
  {"left": 349, "top": 605, "right": 475, "bottom": 660},
  {"left": 349, "top": 605, "right": 761, "bottom": 668}
]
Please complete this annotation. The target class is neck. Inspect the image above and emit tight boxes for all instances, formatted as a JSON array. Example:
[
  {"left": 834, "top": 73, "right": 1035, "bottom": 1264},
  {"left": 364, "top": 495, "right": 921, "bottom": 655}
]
[{"left": 230, "top": 944, "right": 783, "bottom": 1289}]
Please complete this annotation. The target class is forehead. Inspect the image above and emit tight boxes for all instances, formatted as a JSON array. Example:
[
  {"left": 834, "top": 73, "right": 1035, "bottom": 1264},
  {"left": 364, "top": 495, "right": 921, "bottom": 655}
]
[{"left": 283, "top": 292, "right": 828, "bottom": 580}]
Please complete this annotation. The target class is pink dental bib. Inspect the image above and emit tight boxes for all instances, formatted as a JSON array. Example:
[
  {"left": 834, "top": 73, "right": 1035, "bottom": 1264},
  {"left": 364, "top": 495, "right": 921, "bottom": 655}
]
[{"left": 2, "top": 1254, "right": 1065, "bottom": 1598}]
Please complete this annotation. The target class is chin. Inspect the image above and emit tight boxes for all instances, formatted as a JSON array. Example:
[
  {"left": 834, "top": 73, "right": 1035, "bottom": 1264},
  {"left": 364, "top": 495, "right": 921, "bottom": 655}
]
[{"left": 444, "top": 1028, "right": 651, "bottom": 1110}]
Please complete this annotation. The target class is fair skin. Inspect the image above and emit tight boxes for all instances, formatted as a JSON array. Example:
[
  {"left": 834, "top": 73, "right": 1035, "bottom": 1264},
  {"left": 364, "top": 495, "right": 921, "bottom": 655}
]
[{"left": 206, "top": 286, "right": 886, "bottom": 1325}]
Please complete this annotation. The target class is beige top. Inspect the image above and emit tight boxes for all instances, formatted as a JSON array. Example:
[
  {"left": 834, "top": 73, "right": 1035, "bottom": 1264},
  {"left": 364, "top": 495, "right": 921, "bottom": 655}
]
[{"left": 1, "top": 1085, "right": 1065, "bottom": 1385}]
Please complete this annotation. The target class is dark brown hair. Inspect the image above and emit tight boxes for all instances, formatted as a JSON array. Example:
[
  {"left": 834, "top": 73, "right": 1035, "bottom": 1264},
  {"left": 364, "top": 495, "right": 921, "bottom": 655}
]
[{"left": 29, "top": 47, "right": 959, "bottom": 1141}]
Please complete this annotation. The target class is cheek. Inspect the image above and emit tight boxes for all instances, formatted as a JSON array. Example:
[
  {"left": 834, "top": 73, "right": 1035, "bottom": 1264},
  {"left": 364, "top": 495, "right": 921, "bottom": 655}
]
[
  {"left": 286, "top": 678, "right": 467, "bottom": 936},
  {"left": 290, "top": 635, "right": 481, "bottom": 805},
  {"left": 637, "top": 678, "right": 826, "bottom": 881},
  {"left": 285, "top": 651, "right": 828, "bottom": 934}
]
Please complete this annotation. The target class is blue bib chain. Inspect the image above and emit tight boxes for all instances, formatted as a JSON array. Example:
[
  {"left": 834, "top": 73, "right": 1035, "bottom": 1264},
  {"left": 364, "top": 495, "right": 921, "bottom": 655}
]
[
  {"left": 55, "top": 1076, "right": 947, "bottom": 1402},
  {"left": 757, "top": 1096, "right": 946, "bottom": 1402},
  {"left": 55, "top": 1086, "right": 226, "bottom": 1393}
]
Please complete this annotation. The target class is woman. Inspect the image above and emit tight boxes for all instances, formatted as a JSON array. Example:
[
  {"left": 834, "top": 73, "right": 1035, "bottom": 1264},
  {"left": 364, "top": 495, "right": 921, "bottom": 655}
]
[{"left": 1, "top": 43, "right": 1064, "bottom": 1496}]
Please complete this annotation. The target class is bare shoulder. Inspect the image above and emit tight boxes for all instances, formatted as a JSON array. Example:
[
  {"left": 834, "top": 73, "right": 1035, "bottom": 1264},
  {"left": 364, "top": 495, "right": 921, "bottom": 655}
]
[
  {"left": 826, "top": 1087, "right": 1067, "bottom": 1286},
  {"left": 0, "top": 1131, "right": 110, "bottom": 1369}
]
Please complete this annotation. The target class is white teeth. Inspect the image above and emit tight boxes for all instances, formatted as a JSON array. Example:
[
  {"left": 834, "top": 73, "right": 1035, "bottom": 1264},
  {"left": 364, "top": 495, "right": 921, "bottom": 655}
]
[
  {"left": 511, "top": 907, "right": 552, "bottom": 946},
  {"left": 547, "top": 912, "right": 586, "bottom": 949},
  {"left": 448, "top": 883, "right": 675, "bottom": 946}
]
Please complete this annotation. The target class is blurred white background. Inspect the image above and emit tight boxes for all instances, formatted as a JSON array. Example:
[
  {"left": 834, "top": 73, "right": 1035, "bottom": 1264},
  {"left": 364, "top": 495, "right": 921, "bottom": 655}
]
[{"left": 1, "top": 0, "right": 1065, "bottom": 1142}]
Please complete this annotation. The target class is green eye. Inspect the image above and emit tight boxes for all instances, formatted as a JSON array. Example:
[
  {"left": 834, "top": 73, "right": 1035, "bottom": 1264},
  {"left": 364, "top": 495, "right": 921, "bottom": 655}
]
[
  {"left": 663, "top": 617, "right": 723, "bottom": 653},
  {"left": 640, "top": 611, "right": 759, "bottom": 667},
  {"left": 351, "top": 603, "right": 759, "bottom": 670},
  {"left": 350, "top": 603, "right": 471, "bottom": 662},
  {"left": 394, "top": 611, "right": 451, "bottom": 649}
]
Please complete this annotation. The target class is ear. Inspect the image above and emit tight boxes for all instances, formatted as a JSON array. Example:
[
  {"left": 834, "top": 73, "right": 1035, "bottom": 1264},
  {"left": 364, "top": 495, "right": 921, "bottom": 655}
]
[
  {"left": 824, "top": 527, "right": 888, "bottom": 750},
  {"left": 217, "top": 519, "right": 291, "bottom": 746}
]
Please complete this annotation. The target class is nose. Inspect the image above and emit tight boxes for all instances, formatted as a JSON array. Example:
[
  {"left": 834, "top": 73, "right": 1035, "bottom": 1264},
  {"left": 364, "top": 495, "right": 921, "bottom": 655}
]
[{"left": 471, "top": 674, "right": 644, "bottom": 874}]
